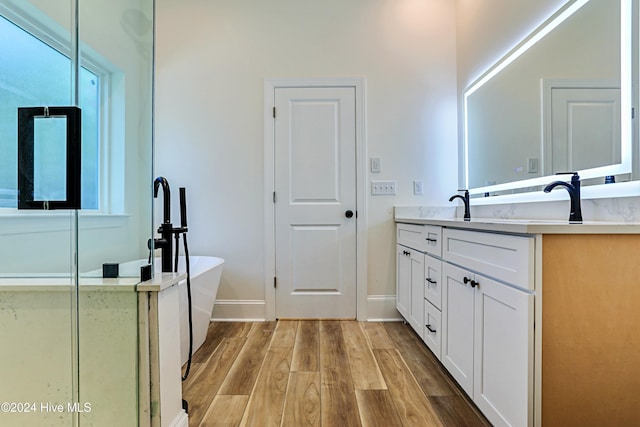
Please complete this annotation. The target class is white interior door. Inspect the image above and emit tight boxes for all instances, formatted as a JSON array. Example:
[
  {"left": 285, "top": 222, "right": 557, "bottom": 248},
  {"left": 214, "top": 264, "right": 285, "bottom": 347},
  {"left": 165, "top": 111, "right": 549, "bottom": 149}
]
[
  {"left": 274, "top": 86, "right": 357, "bottom": 319},
  {"left": 547, "top": 86, "right": 620, "bottom": 173}
]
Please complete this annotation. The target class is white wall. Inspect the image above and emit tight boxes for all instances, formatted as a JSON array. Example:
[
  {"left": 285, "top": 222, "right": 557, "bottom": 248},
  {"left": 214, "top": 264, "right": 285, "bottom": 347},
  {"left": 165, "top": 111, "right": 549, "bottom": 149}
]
[{"left": 155, "top": 0, "right": 459, "bottom": 319}]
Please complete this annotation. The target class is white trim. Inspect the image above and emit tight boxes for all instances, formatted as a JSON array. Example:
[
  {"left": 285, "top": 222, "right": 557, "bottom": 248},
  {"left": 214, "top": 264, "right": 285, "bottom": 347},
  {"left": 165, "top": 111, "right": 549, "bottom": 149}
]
[
  {"left": 0, "top": 212, "right": 131, "bottom": 235},
  {"left": 534, "top": 235, "right": 543, "bottom": 427},
  {"left": 366, "top": 295, "right": 403, "bottom": 322},
  {"left": 211, "top": 299, "right": 267, "bottom": 322},
  {"left": 263, "top": 77, "right": 368, "bottom": 321},
  {"left": 168, "top": 410, "right": 189, "bottom": 427},
  {"left": 0, "top": 4, "right": 122, "bottom": 213}
]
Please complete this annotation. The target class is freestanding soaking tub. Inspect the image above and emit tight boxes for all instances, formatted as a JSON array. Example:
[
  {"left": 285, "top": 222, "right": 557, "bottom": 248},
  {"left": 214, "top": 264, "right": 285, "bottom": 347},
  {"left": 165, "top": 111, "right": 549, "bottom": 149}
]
[
  {"left": 171, "top": 256, "right": 224, "bottom": 365},
  {"left": 117, "top": 256, "right": 224, "bottom": 364}
]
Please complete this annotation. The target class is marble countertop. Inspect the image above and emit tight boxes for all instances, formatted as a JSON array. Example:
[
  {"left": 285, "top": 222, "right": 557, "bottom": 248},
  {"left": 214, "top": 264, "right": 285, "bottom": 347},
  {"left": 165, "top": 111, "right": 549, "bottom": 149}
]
[
  {"left": 137, "top": 272, "right": 186, "bottom": 292},
  {"left": 394, "top": 206, "right": 640, "bottom": 234},
  {"left": 0, "top": 272, "right": 186, "bottom": 292}
]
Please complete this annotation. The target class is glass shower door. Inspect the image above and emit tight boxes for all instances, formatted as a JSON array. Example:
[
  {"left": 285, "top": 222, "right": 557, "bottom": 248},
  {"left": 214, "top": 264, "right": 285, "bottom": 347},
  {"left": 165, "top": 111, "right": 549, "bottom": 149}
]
[
  {"left": 0, "top": 1, "right": 80, "bottom": 426},
  {"left": 1, "top": 0, "right": 155, "bottom": 425}
]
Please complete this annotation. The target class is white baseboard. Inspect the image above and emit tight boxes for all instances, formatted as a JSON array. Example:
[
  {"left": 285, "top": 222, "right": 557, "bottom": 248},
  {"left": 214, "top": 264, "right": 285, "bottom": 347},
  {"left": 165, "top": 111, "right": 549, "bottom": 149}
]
[
  {"left": 168, "top": 410, "right": 188, "bottom": 427},
  {"left": 211, "top": 299, "right": 267, "bottom": 321},
  {"left": 366, "top": 295, "right": 403, "bottom": 321},
  {"left": 210, "top": 296, "right": 401, "bottom": 322}
]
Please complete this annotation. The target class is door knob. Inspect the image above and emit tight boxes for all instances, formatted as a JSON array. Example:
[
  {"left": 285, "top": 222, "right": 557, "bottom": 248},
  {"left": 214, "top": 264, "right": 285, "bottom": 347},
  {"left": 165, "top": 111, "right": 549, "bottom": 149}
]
[{"left": 345, "top": 210, "right": 354, "bottom": 218}]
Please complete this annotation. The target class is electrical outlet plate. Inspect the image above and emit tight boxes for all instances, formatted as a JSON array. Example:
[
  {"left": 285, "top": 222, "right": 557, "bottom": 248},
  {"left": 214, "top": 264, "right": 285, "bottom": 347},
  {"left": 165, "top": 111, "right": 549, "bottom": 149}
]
[{"left": 371, "top": 180, "right": 396, "bottom": 195}]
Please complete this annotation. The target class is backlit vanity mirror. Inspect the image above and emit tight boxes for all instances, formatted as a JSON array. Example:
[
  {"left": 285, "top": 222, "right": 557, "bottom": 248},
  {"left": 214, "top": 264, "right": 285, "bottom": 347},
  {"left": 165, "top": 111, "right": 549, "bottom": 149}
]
[{"left": 464, "top": 0, "right": 632, "bottom": 197}]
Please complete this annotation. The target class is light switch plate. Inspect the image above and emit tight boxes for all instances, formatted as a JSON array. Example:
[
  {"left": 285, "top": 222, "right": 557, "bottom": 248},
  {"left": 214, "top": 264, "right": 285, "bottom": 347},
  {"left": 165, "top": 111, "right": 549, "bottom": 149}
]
[
  {"left": 413, "top": 180, "right": 424, "bottom": 195},
  {"left": 370, "top": 157, "right": 381, "bottom": 173}
]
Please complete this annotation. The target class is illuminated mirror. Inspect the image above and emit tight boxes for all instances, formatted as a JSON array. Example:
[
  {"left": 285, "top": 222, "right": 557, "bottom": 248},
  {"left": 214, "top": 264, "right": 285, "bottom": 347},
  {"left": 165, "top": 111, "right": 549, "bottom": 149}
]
[{"left": 464, "top": 0, "right": 631, "bottom": 197}]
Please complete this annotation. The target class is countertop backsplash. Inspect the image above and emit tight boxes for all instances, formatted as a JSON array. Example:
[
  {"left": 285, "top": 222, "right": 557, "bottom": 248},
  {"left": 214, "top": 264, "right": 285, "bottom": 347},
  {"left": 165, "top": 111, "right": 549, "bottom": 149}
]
[{"left": 396, "top": 195, "right": 640, "bottom": 224}]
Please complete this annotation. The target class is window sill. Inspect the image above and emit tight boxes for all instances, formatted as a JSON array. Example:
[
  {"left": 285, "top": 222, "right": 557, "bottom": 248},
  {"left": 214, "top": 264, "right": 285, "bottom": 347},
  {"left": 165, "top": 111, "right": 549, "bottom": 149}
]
[{"left": 0, "top": 212, "right": 133, "bottom": 235}]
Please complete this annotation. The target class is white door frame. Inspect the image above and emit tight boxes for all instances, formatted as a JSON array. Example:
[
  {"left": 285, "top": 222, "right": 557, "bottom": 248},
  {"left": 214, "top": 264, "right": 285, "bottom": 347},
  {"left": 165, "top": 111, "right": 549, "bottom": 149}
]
[{"left": 263, "top": 77, "right": 368, "bottom": 321}]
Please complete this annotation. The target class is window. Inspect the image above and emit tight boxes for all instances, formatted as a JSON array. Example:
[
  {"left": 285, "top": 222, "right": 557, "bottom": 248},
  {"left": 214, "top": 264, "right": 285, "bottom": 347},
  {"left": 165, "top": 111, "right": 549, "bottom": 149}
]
[{"left": 0, "top": 13, "right": 102, "bottom": 209}]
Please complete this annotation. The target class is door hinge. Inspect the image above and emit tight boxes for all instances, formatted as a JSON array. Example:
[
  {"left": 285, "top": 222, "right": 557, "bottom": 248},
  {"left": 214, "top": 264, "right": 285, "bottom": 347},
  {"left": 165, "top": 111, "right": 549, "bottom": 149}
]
[
  {"left": 273, "top": 106, "right": 276, "bottom": 118},
  {"left": 274, "top": 276, "right": 277, "bottom": 288},
  {"left": 273, "top": 192, "right": 276, "bottom": 203},
  {"left": 633, "top": 107, "right": 635, "bottom": 119}
]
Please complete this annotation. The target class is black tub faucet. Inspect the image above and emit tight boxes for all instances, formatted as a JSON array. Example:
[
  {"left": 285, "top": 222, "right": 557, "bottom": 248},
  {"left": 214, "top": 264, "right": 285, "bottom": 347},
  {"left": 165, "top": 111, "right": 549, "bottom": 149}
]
[
  {"left": 153, "top": 176, "right": 173, "bottom": 272},
  {"left": 154, "top": 176, "right": 171, "bottom": 224},
  {"left": 449, "top": 189, "right": 470, "bottom": 221},
  {"left": 543, "top": 172, "right": 582, "bottom": 223}
]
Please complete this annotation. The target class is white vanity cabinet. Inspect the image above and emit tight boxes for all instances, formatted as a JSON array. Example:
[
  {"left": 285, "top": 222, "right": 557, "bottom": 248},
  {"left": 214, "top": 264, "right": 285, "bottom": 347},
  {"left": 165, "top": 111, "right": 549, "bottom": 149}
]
[
  {"left": 396, "top": 213, "right": 640, "bottom": 427},
  {"left": 442, "top": 228, "right": 534, "bottom": 427},
  {"left": 441, "top": 262, "right": 475, "bottom": 395},
  {"left": 396, "top": 223, "right": 443, "bottom": 356},
  {"left": 423, "top": 254, "right": 442, "bottom": 358},
  {"left": 396, "top": 244, "right": 424, "bottom": 336},
  {"left": 397, "top": 221, "right": 534, "bottom": 427},
  {"left": 442, "top": 262, "right": 533, "bottom": 427}
]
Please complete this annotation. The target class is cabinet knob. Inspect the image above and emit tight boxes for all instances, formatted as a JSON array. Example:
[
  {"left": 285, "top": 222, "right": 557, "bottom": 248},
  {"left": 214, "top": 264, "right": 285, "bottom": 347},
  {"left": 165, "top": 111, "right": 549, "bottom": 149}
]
[
  {"left": 463, "top": 277, "right": 479, "bottom": 288},
  {"left": 426, "top": 324, "right": 437, "bottom": 333},
  {"left": 345, "top": 210, "right": 354, "bottom": 218}
]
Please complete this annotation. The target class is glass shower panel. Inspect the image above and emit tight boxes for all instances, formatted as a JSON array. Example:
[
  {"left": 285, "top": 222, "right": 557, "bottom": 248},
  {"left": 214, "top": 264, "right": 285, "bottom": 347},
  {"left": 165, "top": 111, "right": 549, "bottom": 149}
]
[
  {"left": 76, "top": 0, "right": 154, "bottom": 425},
  {"left": 1, "top": 0, "right": 154, "bottom": 424},
  {"left": 0, "top": 1, "right": 78, "bottom": 426},
  {"left": 33, "top": 116, "right": 68, "bottom": 201}
]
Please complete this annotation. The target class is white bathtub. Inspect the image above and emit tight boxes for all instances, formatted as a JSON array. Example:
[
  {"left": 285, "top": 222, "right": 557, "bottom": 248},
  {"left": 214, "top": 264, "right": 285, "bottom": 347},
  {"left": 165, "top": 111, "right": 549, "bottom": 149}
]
[{"left": 115, "top": 256, "right": 224, "bottom": 365}]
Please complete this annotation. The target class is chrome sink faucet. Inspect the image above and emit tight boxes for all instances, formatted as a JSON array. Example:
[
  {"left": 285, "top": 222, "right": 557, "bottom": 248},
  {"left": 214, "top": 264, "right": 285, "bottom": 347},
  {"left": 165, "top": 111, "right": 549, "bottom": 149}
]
[
  {"left": 449, "top": 189, "right": 470, "bottom": 221},
  {"left": 543, "top": 172, "right": 582, "bottom": 223}
]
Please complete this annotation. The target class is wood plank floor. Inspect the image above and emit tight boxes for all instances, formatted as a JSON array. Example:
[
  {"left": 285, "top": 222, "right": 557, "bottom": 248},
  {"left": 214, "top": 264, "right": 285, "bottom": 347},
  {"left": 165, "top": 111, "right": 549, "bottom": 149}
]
[{"left": 182, "top": 321, "right": 491, "bottom": 427}]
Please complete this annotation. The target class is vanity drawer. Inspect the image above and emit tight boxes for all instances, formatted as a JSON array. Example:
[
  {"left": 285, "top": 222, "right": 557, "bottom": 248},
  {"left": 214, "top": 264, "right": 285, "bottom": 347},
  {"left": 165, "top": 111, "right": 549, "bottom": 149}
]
[
  {"left": 424, "top": 225, "right": 442, "bottom": 257},
  {"left": 397, "top": 223, "right": 442, "bottom": 256},
  {"left": 424, "top": 254, "right": 442, "bottom": 309},
  {"left": 397, "top": 223, "right": 426, "bottom": 251},
  {"left": 442, "top": 228, "right": 534, "bottom": 290},
  {"left": 424, "top": 300, "right": 442, "bottom": 360}
]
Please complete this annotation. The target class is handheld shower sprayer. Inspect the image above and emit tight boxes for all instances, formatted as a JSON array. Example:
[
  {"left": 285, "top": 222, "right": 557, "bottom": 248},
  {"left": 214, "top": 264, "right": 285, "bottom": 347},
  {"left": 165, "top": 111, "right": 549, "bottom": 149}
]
[{"left": 180, "top": 187, "right": 188, "bottom": 229}]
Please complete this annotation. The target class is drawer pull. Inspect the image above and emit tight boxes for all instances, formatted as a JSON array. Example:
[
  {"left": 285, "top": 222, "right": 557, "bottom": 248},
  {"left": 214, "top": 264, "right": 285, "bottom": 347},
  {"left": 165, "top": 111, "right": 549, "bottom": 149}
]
[
  {"left": 426, "top": 238, "right": 438, "bottom": 243},
  {"left": 426, "top": 324, "right": 437, "bottom": 333},
  {"left": 426, "top": 278, "right": 437, "bottom": 284}
]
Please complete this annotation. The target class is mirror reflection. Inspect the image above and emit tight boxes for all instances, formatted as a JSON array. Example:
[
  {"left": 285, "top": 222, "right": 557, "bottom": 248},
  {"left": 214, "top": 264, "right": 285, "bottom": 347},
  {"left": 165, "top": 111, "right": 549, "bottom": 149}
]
[{"left": 464, "top": 0, "right": 630, "bottom": 195}]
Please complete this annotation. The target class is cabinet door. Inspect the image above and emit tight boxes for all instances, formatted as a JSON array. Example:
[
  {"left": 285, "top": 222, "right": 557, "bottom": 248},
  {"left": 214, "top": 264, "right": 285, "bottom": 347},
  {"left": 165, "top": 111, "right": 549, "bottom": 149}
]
[
  {"left": 424, "top": 254, "right": 442, "bottom": 309},
  {"left": 473, "top": 274, "right": 533, "bottom": 427},
  {"left": 408, "top": 249, "right": 424, "bottom": 337},
  {"left": 396, "top": 245, "right": 411, "bottom": 318},
  {"left": 442, "top": 262, "right": 475, "bottom": 396}
]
